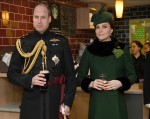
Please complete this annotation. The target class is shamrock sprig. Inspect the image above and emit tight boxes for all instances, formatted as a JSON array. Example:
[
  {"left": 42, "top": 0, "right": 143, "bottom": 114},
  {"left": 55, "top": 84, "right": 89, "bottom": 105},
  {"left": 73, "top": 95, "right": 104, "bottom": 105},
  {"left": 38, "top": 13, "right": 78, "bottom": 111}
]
[{"left": 112, "top": 46, "right": 124, "bottom": 58}]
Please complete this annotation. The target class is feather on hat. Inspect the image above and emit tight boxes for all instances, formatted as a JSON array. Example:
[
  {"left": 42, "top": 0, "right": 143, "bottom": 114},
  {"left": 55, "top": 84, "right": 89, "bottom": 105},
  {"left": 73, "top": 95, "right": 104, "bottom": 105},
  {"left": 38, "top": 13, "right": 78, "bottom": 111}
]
[{"left": 91, "top": 6, "right": 114, "bottom": 26}]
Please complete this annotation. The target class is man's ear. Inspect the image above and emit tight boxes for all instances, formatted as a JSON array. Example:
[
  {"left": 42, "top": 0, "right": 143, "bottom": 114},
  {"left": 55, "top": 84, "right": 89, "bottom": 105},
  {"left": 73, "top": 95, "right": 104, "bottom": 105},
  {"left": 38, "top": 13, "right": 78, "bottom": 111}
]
[{"left": 49, "top": 16, "right": 51, "bottom": 23}]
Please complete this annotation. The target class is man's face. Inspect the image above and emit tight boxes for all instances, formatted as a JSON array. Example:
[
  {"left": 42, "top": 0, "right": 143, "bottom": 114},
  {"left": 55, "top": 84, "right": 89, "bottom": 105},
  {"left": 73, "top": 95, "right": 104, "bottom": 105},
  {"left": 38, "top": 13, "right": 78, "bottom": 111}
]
[{"left": 33, "top": 5, "right": 51, "bottom": 34}]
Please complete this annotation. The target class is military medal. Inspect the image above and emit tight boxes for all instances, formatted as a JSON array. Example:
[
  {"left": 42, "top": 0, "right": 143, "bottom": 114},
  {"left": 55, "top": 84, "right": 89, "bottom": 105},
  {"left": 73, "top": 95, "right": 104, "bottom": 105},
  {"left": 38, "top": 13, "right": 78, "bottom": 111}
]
[
  {"left": 50, "top": 38, "right": 60, "bottom": 42},
  {"left": 52, "top": 55, "right": 59, "bottom": 65}
]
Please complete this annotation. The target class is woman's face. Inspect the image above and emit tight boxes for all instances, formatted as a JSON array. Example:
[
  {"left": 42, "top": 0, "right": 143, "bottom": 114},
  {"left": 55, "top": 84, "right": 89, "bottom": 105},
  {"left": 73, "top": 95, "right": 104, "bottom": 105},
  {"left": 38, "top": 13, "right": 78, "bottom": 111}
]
[
  {"left": 95, "top": 22, "right": 113, "bottom": 42},
  {"left": 130, "top": 42, "right": 141, "bottom": 55}
]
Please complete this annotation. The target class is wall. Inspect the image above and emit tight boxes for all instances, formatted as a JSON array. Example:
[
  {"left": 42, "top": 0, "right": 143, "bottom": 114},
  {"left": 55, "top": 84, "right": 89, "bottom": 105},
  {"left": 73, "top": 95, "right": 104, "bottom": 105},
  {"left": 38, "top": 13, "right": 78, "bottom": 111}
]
[
  {"left": 69, "top": 29, "right": 95, "bottom": 57},
  {"left": 112, "top": 5, "right": 150, "bottom": 43},
  {"left": 0, "top": 0, "right": 38, "bottom": 54}
]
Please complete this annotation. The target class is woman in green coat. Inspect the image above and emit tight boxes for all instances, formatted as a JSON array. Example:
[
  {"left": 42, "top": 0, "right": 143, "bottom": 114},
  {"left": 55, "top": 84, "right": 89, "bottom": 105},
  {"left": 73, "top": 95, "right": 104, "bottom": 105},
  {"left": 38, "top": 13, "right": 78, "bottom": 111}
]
[{"left": 77, "top": 7, "right": 137, "bottom": 119}]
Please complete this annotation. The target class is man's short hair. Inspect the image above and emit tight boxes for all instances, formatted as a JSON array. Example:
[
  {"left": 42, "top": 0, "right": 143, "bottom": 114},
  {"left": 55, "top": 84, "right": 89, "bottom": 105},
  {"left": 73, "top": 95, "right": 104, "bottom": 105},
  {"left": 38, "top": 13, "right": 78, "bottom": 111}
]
[{"left": 35, "top": 1, "right": 51, "bottom": 16}]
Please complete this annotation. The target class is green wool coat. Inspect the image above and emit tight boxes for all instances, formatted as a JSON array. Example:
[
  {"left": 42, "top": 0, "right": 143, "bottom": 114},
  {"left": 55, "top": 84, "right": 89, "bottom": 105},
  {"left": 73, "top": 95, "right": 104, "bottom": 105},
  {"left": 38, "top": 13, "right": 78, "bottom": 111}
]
[{"left": 77, "top": 39, "right": 137, "bottom": 119}]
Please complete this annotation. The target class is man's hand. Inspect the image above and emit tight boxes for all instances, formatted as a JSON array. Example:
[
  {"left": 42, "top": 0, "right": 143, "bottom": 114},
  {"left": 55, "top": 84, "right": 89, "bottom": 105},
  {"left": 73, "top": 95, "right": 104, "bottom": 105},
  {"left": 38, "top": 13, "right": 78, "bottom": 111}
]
[
  {"left": 32, "top": 73, "right": 46, "bottom": 86},
  {"left": 60, "top": 104, "right": 71, "bottom": 116}
]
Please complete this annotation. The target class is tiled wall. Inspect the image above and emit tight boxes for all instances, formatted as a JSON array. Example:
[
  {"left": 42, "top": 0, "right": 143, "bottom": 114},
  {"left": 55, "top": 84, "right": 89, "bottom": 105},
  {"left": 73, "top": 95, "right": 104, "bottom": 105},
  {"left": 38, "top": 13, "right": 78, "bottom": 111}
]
[
  {"left": 112, "top": 5, "right": 150, "bottom": 43},
  {"left": 69, "top": 29, "right": 95, "bottom": 57},
  {"left": 0, "top": 0, "right": 38, "bottom": 54}
]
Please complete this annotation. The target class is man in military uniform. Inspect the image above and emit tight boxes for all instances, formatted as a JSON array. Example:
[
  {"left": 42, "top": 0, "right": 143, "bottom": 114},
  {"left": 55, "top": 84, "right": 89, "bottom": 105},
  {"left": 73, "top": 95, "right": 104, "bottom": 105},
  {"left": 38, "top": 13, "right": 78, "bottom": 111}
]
[{"left": 7, "top": 1, "right": 76, "bottom": 119}]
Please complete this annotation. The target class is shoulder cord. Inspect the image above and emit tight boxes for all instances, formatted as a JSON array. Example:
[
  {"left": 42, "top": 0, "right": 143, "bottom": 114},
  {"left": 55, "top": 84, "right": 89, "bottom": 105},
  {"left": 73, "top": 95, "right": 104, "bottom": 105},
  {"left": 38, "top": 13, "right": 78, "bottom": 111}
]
[{"left": 16, "top": 39, "right": 47, "bottom": 74}]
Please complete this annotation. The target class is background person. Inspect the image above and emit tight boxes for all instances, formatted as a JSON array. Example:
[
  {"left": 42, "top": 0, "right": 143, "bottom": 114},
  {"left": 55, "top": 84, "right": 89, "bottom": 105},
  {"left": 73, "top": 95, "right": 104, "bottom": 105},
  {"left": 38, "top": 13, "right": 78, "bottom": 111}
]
[
  {"left": 130, "top": 40, "right": 145, "bottom": 83},
  {"left": 77, "top": 7, "right": 137, "bottom": 119},
  {"left": 143, "top": 42, "right": 150, "bottom": 55},
  {"left": 7, "top": 1, "right": 76, "bottom": 119}
]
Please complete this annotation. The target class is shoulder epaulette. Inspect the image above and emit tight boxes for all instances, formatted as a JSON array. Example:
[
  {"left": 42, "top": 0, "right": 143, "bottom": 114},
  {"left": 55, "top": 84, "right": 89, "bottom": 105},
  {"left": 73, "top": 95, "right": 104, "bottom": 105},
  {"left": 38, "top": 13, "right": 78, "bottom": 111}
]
[{"left": 20, "top": 32, "right": 31, "bottom": 39}]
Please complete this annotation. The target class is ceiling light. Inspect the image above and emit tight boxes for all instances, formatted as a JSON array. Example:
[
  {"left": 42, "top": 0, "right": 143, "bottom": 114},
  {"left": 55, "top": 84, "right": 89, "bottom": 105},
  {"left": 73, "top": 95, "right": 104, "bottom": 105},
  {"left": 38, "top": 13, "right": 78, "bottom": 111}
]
[{"left": 115, "top": 0, "right": 124, "bottom": 18}]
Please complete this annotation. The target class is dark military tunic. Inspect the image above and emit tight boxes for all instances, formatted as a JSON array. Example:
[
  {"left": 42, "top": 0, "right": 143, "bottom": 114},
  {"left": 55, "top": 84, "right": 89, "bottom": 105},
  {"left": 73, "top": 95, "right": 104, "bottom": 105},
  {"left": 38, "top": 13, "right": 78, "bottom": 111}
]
[
  {"left": 77, "top": 38, "right": 137, "bottom": 119},
  {"left": 7, "top": 30, "right": 77, "bottom": 119}
]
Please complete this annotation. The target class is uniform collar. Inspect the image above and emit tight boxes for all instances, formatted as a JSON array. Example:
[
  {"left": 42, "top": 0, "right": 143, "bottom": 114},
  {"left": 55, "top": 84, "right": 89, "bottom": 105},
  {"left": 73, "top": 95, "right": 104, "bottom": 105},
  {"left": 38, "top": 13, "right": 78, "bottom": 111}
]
[{"left": 33, "top": 29, "right": 50, "bottom": 39}]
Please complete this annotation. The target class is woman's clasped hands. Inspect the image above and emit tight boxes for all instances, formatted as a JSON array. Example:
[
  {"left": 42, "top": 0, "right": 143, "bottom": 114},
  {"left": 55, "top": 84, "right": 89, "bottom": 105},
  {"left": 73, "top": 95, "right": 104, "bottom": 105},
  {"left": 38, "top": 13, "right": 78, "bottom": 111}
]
[{"left": 89, "top": 79, "right": 122, "bottom": 91}]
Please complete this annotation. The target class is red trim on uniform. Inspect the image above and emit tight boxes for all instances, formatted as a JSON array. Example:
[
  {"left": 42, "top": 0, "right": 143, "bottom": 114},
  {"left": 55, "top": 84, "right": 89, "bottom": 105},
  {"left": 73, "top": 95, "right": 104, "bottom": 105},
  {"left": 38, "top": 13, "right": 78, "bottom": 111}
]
[{"left": 47, "top": 75, "right": 65, "bottom": 86}]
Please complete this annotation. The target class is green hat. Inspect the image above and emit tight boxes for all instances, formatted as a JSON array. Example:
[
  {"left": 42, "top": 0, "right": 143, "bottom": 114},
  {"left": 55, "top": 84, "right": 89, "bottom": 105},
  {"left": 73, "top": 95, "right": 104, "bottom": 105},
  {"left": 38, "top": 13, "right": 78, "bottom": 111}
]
[{"left": 91, "top": 7, "right": 114, "bottom": 26}]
